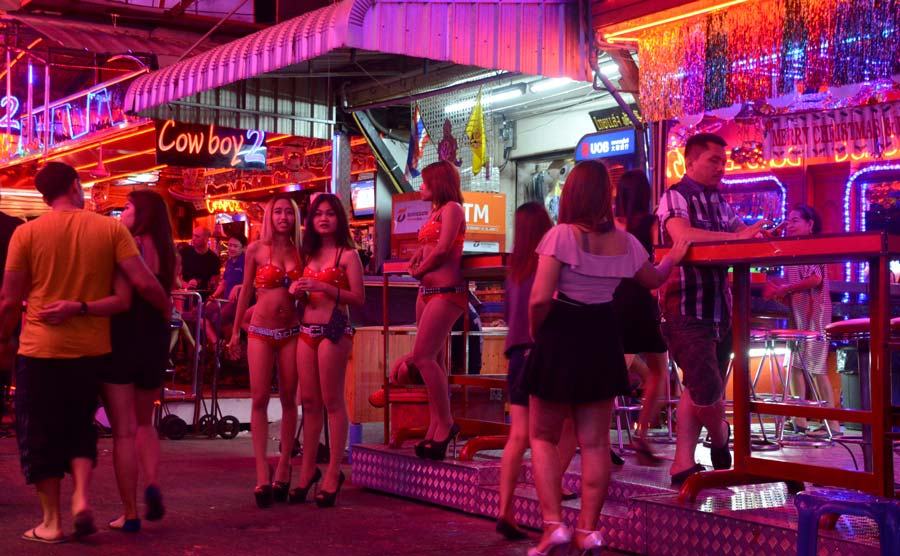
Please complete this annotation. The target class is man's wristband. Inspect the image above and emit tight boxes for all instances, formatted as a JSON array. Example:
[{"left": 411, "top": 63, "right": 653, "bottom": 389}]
[{"left": 78, "top": 301, "right": 88, "bottom": 316}]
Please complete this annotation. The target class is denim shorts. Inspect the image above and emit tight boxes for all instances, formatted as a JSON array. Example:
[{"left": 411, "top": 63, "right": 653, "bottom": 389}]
[{"left": 661, "top": 313, "right": 733, "bottom": 407}]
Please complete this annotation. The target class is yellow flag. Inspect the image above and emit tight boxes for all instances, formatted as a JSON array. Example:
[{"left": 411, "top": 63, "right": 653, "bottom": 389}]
[{"left": 466, "top": 89, "right": 486, "bottom": 175}]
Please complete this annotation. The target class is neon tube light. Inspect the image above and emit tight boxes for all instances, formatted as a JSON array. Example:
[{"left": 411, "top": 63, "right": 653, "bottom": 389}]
[
  {"left": 0, "top": 39, "right": 43, "bottom": 81},
  {"left": 205, "top": 167, "right": 378, "bottom": 200},
  {"left": 604, "top": 0, "right": 749, "bottom": 40},
  {"left": 74, "top": 148, "right": 156, "bottom": 171},
  {"left": 721, "top": 174, "right": 787, "bottom": 223},
  {"left": 842, "top": 163, "right": 900, "bottom": 301}
]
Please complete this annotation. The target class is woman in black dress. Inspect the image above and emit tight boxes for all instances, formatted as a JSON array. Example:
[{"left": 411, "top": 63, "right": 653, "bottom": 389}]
[
  {"left": 107, "top": 191, "right": 175, "bottom": 530},
  {"left": 612, "top": 170, "right": 670, "bottom": 465}
]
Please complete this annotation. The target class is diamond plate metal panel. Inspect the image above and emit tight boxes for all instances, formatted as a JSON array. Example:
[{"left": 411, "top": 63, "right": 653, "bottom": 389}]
[
  {"left": 351, "top": 444, "right": 887, "bottom": 556},
  {"left": 642, "top": 491, "right": 882, "bottom": 556}
]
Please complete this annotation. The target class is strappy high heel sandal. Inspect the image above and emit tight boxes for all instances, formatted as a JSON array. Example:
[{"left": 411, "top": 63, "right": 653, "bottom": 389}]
[
  {"left": 414, "top": 439, "right": 431, "bottom": 459},
  {"left": 574, "top": 528, "right": 604, "bottom": 555},
  {"left": 527, "top": 522, "right": 572, "bottom": 556},
  {"left": 289, "top": 467, "right": 322, "bottom": 503},
  {"left": 314, "top": 471, "right": 345, "bottom": 508},
  {"left": 272, "top": 465, "right": 292, "bottom": 503},
  {"left": 422, "top": 423, "right": 460, "bottom": 461},
  {"left": 254, "top": 465, "right": 274, "bottom": 508}
]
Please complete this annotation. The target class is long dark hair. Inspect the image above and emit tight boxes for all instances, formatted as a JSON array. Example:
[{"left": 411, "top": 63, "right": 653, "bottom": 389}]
[
  {"left": 301, "top": 193, "right": 355, "bottom": 259},
  {"left": 558, "top": 160, "right": 614, "bottom": 232},
  {"left": 615, "top": 169, "right": 652, "bottom": 233},
  {"left": 421, "top": 160, "right": 463, "bottom": 207},
  {"left": 127, "top": 189, "right": 176, "bottom": 290},
  {"left": 509, "top": 202, "right": 552, "bottom": 284}
]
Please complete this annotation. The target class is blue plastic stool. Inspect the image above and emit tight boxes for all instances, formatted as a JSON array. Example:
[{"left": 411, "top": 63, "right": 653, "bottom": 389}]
[
  {"left": 794, "top": 488, "right": 900, "bottom": 556},
  {"left": 347, "top": 423, "right": 363, "bottom": 464}
]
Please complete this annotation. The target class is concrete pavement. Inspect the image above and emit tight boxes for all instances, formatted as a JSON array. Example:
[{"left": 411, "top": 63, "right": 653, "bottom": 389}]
[{"left": 1, "top": 432, "right": 565, "bottom": 556}]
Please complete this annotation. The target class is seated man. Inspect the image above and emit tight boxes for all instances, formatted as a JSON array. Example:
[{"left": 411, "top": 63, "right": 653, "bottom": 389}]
[{"left": 204, "top": 234, "right": 247, "bottom": 346}]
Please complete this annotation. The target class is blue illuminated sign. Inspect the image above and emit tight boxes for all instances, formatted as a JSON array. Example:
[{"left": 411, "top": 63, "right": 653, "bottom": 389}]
[{"left": 574, "top": 129, "right": 636, "bottom": 161}]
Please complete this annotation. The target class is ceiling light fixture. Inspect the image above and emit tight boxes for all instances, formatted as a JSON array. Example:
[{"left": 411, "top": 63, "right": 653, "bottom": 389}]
[
  {"left": 530, "top": 78, "right": 575, "bottom": 94},
  {"left": 444, "top": 84, "right": 527, "bottom": 114}
]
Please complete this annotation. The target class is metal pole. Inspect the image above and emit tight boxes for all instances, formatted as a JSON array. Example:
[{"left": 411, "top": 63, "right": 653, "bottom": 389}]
[
  {"left": 43, "top": 62, "right": 50, "bottom": 157},
  {"left": 26, "top": 60, "right": 33, "bottom": 150},
  {"left": 5, "top": 48, "right": 11, "bottom": 158}
]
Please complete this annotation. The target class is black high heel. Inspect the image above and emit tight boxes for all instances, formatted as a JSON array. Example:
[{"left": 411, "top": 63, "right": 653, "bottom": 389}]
[
  {"left": 422, "top": 423, "right": 460, "bottom": 461},
  {"left": 289, "top": 467, "right": 322, "bottom": 503},
  {"left": 272, "top": 465, "right": 292, "bottom": 503},
  {"left": 414, "top": 438, "right": 431, "bottom": 458},
  {"left": 255, "top": 465, "right": 274, "bottom": 508},
  {"left": 314, "top": 471, "right": 345, "bottom": 508}
]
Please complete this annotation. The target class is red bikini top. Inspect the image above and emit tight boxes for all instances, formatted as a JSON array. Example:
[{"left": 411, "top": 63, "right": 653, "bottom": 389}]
[
  {"left": 302, "top": 247, "right": 350, "bottom": 290},
  {"left": 417, "top": 205, "right": 465, "bottom": 249},
  {"left": 254, "top": 246, "right": 302, "bottom": 289}
]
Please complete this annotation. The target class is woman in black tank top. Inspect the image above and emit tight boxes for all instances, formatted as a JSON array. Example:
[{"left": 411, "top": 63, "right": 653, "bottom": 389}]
[{"left": 612, "top": 170, "right": 670, "bottom": 466}]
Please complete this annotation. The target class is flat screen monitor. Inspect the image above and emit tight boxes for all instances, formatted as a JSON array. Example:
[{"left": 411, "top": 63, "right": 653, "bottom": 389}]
[{"left": 351, "top": 179, "right": 375, "bottom": 219}]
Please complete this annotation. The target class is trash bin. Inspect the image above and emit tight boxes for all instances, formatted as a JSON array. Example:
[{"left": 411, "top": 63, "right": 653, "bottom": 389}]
[{"left": 837, "top": 346, "right": 861, "bottom": 430}]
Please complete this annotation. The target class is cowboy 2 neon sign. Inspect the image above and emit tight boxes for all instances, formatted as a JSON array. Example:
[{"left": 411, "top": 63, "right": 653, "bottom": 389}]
[{"left": 155, "top": 119, "right": 267, "bottom": 170}]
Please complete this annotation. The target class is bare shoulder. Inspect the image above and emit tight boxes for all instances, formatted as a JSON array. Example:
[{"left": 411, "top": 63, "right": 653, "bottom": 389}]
[
  {"left": 340, "top": 247, "right": 362, "bottom": 269},
  {"left": 443, "top": 201, "right": 465, "bottom": 217},
  {"left": 246, "top": 241, "right": 265, "bottom": 260}
]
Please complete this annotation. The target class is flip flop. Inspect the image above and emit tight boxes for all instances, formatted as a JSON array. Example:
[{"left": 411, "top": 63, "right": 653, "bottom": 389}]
[
  {"left": 21, "top": 528, "right": 68, "bottom": 544},
  {"left": 73, "top": 510, "right": 97, "bottom": 539}
]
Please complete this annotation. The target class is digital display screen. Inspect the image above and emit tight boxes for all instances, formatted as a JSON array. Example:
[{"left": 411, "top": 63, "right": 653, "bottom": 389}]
[{"left": 351, "top": 180, "right": 375, "bottom": 218}]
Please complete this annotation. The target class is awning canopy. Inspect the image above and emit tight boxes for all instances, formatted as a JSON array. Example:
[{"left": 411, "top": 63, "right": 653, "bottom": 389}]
[
  {"left": 124, "top": 0, "right": 590, "bottom": 138},
  {"left": 3, "top": 14, "right": 224, "bottom": 68}
]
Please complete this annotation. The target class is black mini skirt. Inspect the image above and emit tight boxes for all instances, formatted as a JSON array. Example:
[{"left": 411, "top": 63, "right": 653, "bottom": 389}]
[{"left": 524, "top": 294, "right": 629, "bottom": 404}]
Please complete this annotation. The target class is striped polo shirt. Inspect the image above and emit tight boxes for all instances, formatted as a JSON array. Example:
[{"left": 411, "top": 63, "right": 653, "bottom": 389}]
[{"left": 656, "top": 176, "right": 743, "bottom": 323}]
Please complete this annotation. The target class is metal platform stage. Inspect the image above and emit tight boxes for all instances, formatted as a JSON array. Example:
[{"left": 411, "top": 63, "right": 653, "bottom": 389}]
[{"left": 351, "top": 437, "right": 891, "bottom": 556}]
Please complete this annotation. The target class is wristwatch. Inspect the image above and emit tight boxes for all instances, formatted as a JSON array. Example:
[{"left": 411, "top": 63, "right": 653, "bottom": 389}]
[{"left": 78, "top": 302, "right": 88, "bottom": 316}]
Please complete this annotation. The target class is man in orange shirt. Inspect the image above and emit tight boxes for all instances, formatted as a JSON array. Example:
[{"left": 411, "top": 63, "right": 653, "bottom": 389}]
[{"left": 0, "top": 162, "right": 169, "bottom": 544}]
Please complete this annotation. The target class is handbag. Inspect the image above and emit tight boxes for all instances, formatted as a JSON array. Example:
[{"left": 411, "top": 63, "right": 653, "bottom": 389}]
[
  {"left": 322, "top": 247, "right": 349, "bottom": 342},
  {"left": 322, "top": 287, "right": 349, "bottom": 342}
]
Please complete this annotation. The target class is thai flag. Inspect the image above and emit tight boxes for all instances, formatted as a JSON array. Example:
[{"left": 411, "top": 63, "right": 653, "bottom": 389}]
[{"left": 405, "top": 104, "right": 430, "bottom": 178}]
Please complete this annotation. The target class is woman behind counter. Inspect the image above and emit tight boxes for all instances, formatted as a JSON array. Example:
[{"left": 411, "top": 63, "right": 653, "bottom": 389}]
[{"left": 764, "top": 204, "right": 839, "bottom": 438}]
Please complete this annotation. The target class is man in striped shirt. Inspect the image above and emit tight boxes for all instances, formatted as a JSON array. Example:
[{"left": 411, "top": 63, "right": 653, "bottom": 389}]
[{"left": 656, "top": 133, "right": 769, "bottom": 485}]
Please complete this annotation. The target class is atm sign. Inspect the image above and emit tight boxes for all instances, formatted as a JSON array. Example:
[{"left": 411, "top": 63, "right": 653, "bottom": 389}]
[{"left": 575, "top": 129, "right": 636, "bottom": 161}]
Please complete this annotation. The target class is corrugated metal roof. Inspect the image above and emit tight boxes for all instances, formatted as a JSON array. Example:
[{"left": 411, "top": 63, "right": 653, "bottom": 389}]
[
  {"left": 3, "top": 14, "right": 223, "bottom": 68},
  {"left": 125, "top": 0, "right": 589, "bottom": 116}
]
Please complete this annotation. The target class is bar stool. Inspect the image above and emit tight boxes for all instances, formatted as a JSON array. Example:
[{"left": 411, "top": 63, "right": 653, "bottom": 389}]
[
  {"left": 643, "top": 356, "right": 682, "bottom": 445},
  {"left": 768, "top": 329, "right": 833, "bottom": 446},
  {"left": 613, "top": 395, "right": 640, "bottom": 452},
  {"left": 795, "top": 488, "right": 900, "bottom": 556},
  {"left": 723, "top": 328, "right": 781, "bottom": 450}
]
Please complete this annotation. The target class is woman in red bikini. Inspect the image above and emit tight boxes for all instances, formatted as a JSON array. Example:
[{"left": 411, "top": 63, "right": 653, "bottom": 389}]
[
  {"left": 407, "top": 160, "right": 466, "bottom": 461},
  {"left": 229, "top": 194, "right": 302, "bottom": 508},
  {"left": 287, "top": 194, "right": 364, "bottom": 507}
]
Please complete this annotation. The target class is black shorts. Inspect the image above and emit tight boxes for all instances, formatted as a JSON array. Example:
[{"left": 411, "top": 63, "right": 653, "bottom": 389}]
[
  {"left": 661, "top": 312, "right": 733, "bottom": 407},
  {"left": 15, "top": 354, "right": 111, "bottom": 484}
]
